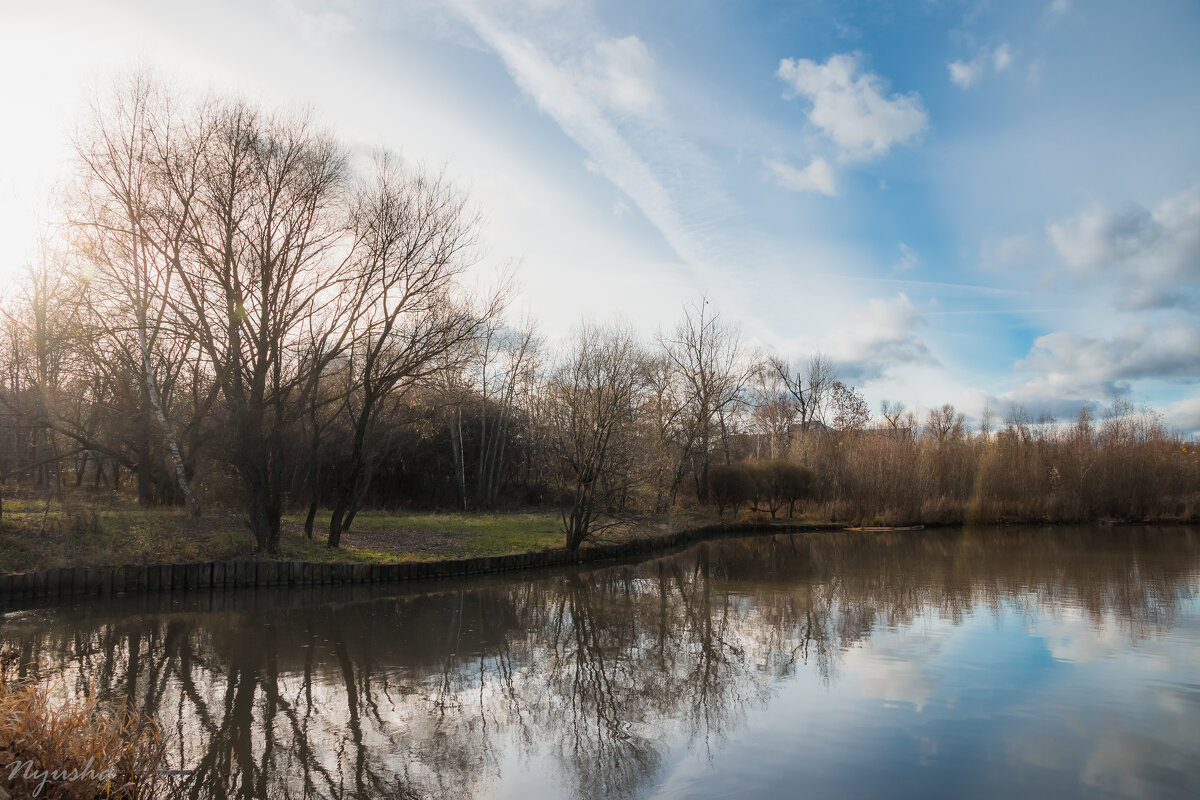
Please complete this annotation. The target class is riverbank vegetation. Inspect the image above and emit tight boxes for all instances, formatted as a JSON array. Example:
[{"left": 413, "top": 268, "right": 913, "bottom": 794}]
[
  {"left": 0, "top": 649, "right": 164, "bottom": 799},
  {"left": 1, "top": 70, "right": 1196, "bottom": 563}
]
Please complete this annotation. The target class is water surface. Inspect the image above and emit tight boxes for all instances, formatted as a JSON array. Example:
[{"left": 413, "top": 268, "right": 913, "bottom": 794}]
[{"left": 4, "top": 526, "right": 1199, "bottom": 799}]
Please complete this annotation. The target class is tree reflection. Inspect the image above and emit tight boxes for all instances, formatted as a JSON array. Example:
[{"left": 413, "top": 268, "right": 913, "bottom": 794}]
[{"left": 4, "top": 526, "right": 1197, "bottom": 800}]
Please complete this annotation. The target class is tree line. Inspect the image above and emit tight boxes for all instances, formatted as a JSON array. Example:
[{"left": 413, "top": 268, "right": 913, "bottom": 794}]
[{"left": 1, "top": 71, "right": 1196, "bottom": 553}]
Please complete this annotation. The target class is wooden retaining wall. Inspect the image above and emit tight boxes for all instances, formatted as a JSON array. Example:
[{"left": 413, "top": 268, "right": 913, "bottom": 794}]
[{"left": 0, "top": 523, "right": 833, "bottom": 605}]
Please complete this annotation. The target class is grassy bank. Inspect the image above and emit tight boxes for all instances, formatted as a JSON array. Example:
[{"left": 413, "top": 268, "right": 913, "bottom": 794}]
[
  {"left": 0, "top": 494, "right": 570, "bottom": 573},
  {"left": 0, "top": 492, "right": 703, "bottom": 574}
]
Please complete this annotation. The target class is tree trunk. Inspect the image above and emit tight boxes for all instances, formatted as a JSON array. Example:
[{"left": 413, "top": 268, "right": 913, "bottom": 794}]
[
  {"left": 327, "top": 495, "right": 349, "bottom": 549},
  {"left": 304, "top": 499, "right": 319, "bottom": 539},
  {"left": 450, "top": 408, "right": 467, "bottom": 510},
  {"left": 140, "top": 334, "right": 201, "bottom": 518}
]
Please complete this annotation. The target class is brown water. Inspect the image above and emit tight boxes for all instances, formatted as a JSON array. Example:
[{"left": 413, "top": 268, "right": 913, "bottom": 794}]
[{"left": 3, "top": 526, "right": 1199, "bottom": 800}]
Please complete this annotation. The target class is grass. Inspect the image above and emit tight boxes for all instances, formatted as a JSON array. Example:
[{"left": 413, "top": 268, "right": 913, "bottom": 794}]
[
  {"left": 306, "top": 509, "right": 566, "bottom": 559},
  {"left": 0, "top": 491, "right": 571, "bottom": 573},
  {"left": 0, "top": 649, "right": 165, "bottom": 799}
]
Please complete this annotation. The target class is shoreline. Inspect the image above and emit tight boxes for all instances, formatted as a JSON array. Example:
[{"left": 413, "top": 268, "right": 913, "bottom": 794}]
[
  {"left": 2, "top": 518, "right": 1195, "bottom": 609},
  {"left": 0, "top": 521, "right": 842, "bottom": 608}
]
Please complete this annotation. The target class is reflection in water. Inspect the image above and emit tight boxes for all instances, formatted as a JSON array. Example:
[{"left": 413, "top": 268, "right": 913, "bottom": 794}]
[{"left": 4, "top": 527, "right": 1199, "bottom": 800}]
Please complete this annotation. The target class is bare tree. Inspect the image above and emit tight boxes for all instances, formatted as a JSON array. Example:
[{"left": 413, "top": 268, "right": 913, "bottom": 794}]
[
  {"left": 880, "top": 399, "right": 912, "bottom": 439},
  {"left": 638, "top": 352, "right": 692, "bottom": 512},
  {"left": 157, "top": 97, "right": 354, "bottom": 552},
  {"left": 69, "top": 70, "right": 202, "bottom": 515},
  {"left": 547, "top": 322, "right": 646, "bottom": 549},
  {"left": 325, "top": 157, "right": 493, "bottom": 547},
  {"left": 449, "top": 315, "right": 541, "bottom": 511},
  {"left": 770, "top": 352, "right": 836, "bottom": 434},
  {"left": 829, "top": 380, "right": 870, "bottom": 433},
  {"left": 659, "top": 299, "right": 752, "bottom": 503},
  {"left": 926, "top": 403, "right": 966, "bottom": 443},
  {"left": 0, "top": 247, "right": 86, "bottom": 490},
  {"left": 750, "top": 362, "right": 799, "bottom": 458}
]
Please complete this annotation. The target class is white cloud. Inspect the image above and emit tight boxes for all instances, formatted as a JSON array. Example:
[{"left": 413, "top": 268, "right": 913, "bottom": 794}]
[
  {"left": 1162, "top": 396, "right": 1200, "bottom": 437},
  {"left": 765, "top": 156, "right": 836, "bottom": 196},
  {"left": 949, "top": 59, "right": 983, "bottom": 89},
  {"left": 894, "top": 242, "right": 919, "bottom": 273},
  {"left": 582, "top": 35, "right": 658, "bottom": 117},
  {"left": 1017, "top": 322, "right": 1200, "bottom": 387},
  {"left": 993, "top": 43, "right": 1014, "bottom": 72},
  {"left": 824, "top": 292, "right": 936, "bottom": 381},
  {"left": 1047, "top": 184, "right": 1200, "bottom": 298},
  {"left": 1047, "top": 0, "right": 1071, "bottom": 18},
  {"left": 447, "top": 1, "right": 711, "bottom": 267},
  {"left": 980, "top": 234, "right": 1035, "bottom": 271},
  {"left": 272, "top": 0, "right": 353, "bottom": 43},
  {"left": 949, "top": 42, "right": 1014, "bottom": 89},
  {"left": 777, "top": 53, "right": 928, "bottom": 162}
]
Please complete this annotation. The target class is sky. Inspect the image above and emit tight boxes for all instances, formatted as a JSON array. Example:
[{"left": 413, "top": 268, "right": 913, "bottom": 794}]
[{"left": 1, "top": 0, "right": 1199, "bottom": 434}]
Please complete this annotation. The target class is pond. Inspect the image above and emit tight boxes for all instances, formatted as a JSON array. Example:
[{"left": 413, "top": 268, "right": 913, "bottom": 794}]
[{"left": 3, "top": 526, "right": 1199, "bottom": 799}]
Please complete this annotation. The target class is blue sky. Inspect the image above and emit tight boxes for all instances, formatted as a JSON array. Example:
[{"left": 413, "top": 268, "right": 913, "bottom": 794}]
[{"left": 2, "top": 0, "right": 1199, "bottom": 433}]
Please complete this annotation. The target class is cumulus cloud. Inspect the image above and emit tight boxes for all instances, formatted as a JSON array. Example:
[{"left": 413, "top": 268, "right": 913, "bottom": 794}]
[
  {"left": 824, "top": 292, "right": 936, "bottom": 381},
  {"left": 998, "top": 319, "right": 1200, "bottom": 423},
  {"left": 948, "top": 43, "right": 1015, "bottom": 89},
  {"left": 1047, "top": 185, "right": 1200, "bottom": 283},
  {"left": 1162, "top": 396, "right": 1200, "bottom": 437},
  {"left": 777, "top": 53, "right": 928, "bottom": 162},
  {"left": 764, "top": 156, "right": 836, "bottom": 196},
  {"left": 948, "top": 59, "right": 983, "bottom": 89},
  {"left": 1017, "top": 322, "right": 1200, "bottom": 387}
]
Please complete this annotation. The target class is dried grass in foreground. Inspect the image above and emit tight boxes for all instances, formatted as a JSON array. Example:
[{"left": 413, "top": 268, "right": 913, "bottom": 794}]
[{"left": 0, "top": 650, "right": 164, "bottom": 799}]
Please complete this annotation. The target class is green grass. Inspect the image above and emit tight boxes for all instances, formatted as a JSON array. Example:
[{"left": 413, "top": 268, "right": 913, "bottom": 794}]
[
  {"left": 0, "top": 492, "right": 568, "bottom": 572},
  {"left": 0, "top": 495, "right": 254, "bottom": 572},
  {"left": 280, "top": 509, "right": 564, "bottom": 562}
]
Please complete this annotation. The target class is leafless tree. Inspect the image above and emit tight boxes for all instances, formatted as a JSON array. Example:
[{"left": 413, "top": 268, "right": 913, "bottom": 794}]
[
  {"left": 546, "top": 322, "right": 646, "bottom": 549},
  {"left": 659, "top": 299, "right": 752, "bottom": 503},
  {"left": 157, "top": 97, "right": 355, "bottom": 552},
  {"left": 325, "top": 157, "right": 495, "bottom": 547},
  {"left": 926, "top": 403, "right": 966, "bottom": 443},
  {"left": 69, "top": 70, "right": 203, "bottom": 514},
  {"left": 880, "top": 399, "right": 913, "bottom": 439},
  {"left": 770, "top": 352, "right": 836, "bottom": 434},
  {"left": 750, "top": 362, "right": 799, "bottom": 457},
  {"left": 447, "top": 315, "right": 541, "bottom": 511},
  {"left": 829, "top": 380, "right": 870, "bottom": 433},
  {"left": 638, "top": 352, "right": 692, "bottom": 512}
]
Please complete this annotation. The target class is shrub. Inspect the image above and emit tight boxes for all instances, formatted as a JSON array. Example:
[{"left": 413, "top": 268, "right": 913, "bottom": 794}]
[
  {"left": 708, "top": 464, "right": 758, "bottom": 519},
  {"left": 709, "top": 460, "right": 816, "bottom": 519}
]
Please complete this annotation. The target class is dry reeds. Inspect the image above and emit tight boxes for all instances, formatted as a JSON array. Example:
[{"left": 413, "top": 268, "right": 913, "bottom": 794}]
[
  {"left": 0, "top": 650, "right": 164, "bottom": 799},
  {"left": 779, "top": 403, "right": 1200, "bottom": 526}
]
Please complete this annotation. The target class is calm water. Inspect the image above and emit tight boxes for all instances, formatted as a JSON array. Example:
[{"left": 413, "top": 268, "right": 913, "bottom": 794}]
[{"left": 3, "top": 527, "right": 1199, "bottom": 800}]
